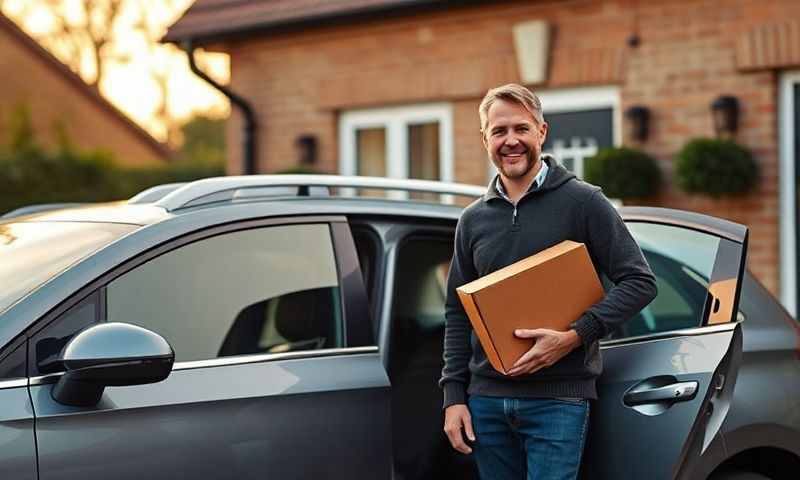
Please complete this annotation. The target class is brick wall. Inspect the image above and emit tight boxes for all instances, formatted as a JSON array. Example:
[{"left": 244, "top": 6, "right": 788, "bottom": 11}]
[
  {"left": 0, "top": 22, "right": 167, "bottom": 166},
  {"left": 222, "top": 0, "right": 800, "bottom": 297}
]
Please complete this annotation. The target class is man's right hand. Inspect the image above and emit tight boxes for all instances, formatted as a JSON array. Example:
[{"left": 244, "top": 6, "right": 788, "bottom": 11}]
[{"left": 443, "top": 404, "right": 476, "bottom": 454}]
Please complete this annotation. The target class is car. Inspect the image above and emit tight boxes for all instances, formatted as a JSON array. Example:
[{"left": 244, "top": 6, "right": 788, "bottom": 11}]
[{"left": 0, "top": 175, "right": 797, "bottom": 480}]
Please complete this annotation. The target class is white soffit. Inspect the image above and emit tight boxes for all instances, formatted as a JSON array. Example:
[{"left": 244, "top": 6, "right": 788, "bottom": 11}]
[{"left": 513, "top": 20, "right": 550, "bottom": 85}]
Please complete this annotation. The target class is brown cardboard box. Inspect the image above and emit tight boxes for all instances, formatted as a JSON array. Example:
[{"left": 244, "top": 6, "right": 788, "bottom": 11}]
[{"left": 456, "top": 240, "right": 604, "bottom": 375}]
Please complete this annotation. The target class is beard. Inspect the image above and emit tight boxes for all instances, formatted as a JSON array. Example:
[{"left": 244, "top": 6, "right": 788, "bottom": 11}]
[{"left": 491, "top": 147, "right": 539, "bottom": 179}]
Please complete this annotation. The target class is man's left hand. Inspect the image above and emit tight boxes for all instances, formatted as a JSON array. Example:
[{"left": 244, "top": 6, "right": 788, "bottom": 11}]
[{"left": 507, "top": 328, "right": 582, "bottom": 376}]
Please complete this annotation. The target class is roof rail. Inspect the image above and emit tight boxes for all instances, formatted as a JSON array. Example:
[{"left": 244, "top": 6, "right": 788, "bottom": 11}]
[
  {"left": 154, "top": 175, "right": 487, "bottom": 211},
  {"left": 128, "top": 183, "right": 187, "bottom": 204}
]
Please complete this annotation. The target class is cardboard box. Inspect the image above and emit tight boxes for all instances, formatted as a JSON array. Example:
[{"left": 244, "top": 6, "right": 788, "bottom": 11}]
[{"left": 456, "top": 240, "right": 604, "bottom": 375}]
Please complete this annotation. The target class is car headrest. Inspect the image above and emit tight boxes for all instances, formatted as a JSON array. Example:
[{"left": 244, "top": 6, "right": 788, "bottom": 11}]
[{"left": 274, "top": 287, "right": 333, "bottom": 342}]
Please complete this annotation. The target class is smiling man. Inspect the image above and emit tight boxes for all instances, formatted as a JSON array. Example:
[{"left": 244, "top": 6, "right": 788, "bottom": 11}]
[{"left": 439, "top": 84, "right": 657, "bottom": 480}]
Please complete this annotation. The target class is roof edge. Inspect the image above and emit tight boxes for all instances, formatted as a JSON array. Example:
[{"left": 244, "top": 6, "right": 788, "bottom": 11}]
[
  {"left": 0, "top": 13, "right": 172, "bottom": 161},
  {"left": 162, "top": 0, "right": 486, "bottom": 46}
]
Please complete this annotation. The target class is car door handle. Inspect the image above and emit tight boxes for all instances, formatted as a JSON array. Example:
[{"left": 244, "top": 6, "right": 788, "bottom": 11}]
[{"left": 623, "top": 381, "right": 699, "bottom": 406}]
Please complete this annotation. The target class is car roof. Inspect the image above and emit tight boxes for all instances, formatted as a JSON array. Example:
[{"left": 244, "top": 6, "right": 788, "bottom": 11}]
[
  {"left": 3, "top": 172, "right": 748, "bottom": 244},
  {"left": 3, "top": 196, "right": 469, "bottom": 225},
  {"left": 2, "top": 201, "right": 170, "bottom": 226},
  {"left": 4, "top": 174, "right": 483, "bottom": 226}
]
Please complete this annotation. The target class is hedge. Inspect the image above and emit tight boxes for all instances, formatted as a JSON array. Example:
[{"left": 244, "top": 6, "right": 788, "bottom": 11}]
[{"left": 0, "top": 145, "right": 223, "bottom": 214}]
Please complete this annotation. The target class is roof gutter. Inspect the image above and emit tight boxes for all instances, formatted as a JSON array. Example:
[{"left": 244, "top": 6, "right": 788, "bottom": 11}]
[{"left": 181, "top": 39, "right": 257, "bottom": 175}]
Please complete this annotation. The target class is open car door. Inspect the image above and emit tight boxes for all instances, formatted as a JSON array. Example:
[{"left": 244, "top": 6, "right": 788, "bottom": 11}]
[{"left": 580, "top": 207, "right": 747, "bottom": 480}]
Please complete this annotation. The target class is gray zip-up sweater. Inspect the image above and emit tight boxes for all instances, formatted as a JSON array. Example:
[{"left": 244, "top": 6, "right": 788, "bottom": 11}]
[{"left": 439, "top": 155, "right": 658, "bottom": 408}]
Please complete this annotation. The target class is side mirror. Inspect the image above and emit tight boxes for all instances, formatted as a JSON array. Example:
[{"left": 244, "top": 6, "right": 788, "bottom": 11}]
[{"left": 51, "top": 322, "right": 174, "bottom": 407}]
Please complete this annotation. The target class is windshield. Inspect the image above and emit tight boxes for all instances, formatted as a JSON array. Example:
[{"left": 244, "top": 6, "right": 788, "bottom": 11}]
[{"left": 0, "top": 222, "right": 137, "bottom": 314}]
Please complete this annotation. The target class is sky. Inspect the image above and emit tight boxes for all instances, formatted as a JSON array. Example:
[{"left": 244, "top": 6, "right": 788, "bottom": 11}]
[{"left": 2, "top": 0, "right": 230, "bottom": 142}]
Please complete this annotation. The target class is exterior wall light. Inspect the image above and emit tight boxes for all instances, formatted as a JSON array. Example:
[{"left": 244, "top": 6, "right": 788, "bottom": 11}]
[
  {"left": 296, "top": 134, "right": 318, "bottom": 166},
  {"left": 624, "top": 105, "right": 650, "bottom": 143},
  {"left": 711, "top": 95, "right": 740, "bottom": 138}
]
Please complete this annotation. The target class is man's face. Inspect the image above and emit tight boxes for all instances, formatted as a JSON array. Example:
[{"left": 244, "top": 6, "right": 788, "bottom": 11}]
[{"left": 482, "top": 99, "right": 548, "bottom": 180}]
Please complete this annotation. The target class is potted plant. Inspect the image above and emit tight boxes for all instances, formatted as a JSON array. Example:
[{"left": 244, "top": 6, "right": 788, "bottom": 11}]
[
  {"left": 674, "top": 138, "right": 758, "bottom": 198},
  {"left": 584, "top": 146, "right": 662, "bottom": 201}
]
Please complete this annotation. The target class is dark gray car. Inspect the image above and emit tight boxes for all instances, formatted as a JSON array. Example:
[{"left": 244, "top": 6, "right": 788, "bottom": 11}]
[{"left": 0, "top": 175, "right": 797, "bottom": 480}]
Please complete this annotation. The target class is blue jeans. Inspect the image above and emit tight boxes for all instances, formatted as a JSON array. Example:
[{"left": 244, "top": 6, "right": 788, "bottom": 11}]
[{"left": 467, "top": 395, "right": 590, "bottom": 480}]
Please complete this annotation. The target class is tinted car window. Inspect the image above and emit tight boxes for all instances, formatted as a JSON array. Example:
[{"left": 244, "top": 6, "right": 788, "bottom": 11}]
[
  {"left": 0, "top": 343, "right": 26, "bottom": 380},
  {"left": 0, "top": 222, "right": 135, "bottom": 314},
  {"left": 106, "top": 224, "right": 344, "bottom": 362},
  {"left": 30, "top": 292, "right": 101, "bottom": 375},
  {"left": 607, "top": 222, "right": 721, "bottom": 339}
]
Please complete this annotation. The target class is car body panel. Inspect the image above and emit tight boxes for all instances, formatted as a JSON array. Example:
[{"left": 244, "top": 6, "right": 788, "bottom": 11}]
[
  {"left": 582, "top": 209, "right": 748, "bottom": 479},
  {"left": 31, "top": 349, "right": 391, "bottom": 479},
  {"left": 582, "top": 325, "right": 740, "bottom": 479},
  {"left": 705, "top": 272, "right": 800, "bottom": 475},
  {"left": 0, "top": 383, "right": 37, "bottom": 480},
  {"left": 18, "top": 210, "right": 393, "bottom": 479}
]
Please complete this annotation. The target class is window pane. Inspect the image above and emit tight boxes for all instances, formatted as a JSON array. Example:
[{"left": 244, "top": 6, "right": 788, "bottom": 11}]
[
  {"left": 0, "top": 344, "right": 26, "bottom": 380},
  {"left": 106, "top": 224, "right": 343, "bottom": 362},
  {"left": 31, "top": 293, "right": 100, "bottom": 375},
  {"left": 408, "top": 122, "right": 440, "bottom": 201},
  {"left": 608, "top": 222, "right": 721, "bottom": 339},
  {"left": 542, "top": 108, "right": 613, "bottom": 180},
  {"left": 356, "top": 128, "right": 387, "bottom": 198},
  {"left": 0, "top": 222, "right": 135, "bottom": 314}
]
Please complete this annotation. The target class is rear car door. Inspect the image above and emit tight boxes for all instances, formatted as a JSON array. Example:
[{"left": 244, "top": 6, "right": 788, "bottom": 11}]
[
  {"left": 28, "top": 217, "right": 392, "bottom": 479},
  {"left": 580, "top": 208, "right": 747, "bottom": 480}
]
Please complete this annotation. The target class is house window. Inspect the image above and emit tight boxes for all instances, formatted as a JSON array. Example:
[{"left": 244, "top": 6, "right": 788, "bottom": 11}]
[
  {"left": 488, "top": 86, "right": 621, "bottom": 181},
  {"left": 339, "top": 104, "right": 454, "bottom": 200}
]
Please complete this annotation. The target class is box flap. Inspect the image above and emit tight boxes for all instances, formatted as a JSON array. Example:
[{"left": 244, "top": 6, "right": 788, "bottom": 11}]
[{"left": 457, "top": 240, "right": 583, "bottom": 294}]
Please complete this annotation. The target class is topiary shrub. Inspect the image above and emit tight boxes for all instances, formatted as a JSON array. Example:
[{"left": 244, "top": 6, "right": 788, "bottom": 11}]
[
  {"left": 584, "top": 147, "right": 662, "bottom": 199},
  {"left": 674, "top": 138, "right": 758, "bottom": 198}
]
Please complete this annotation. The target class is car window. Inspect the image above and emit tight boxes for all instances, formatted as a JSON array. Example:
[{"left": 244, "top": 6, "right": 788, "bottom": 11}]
[
  {"left": 30, "top": 292, "right": 101, "bottom": 374},
  {"left": 0, "top": 222, "right": 135, "bottom": 314},
  {"left": 0, "top": 343, "right": 26, "bottom": 380},
  {"left": 605, "top": 222, "right": 722, "bottom": 339},
  {"left": 105, "top": 224, "right": 344, "bottom": 363},
  {"left": 391, "top": 238, "right": 451, "bottom": 335},
  {"left": 388, "top": 236, "right": 451, "bottom": 380}
]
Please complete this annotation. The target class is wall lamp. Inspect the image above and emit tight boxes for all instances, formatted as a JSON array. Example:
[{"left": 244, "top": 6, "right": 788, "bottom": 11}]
[
  {"left": 295, "top": 134, "right": 318, "bottom": 166},
  {"left": 624, "top": 105, "right": 650, "bottom": 143},
  {"left": 711, "top": 95, "right": 740, "bottom": 137}
]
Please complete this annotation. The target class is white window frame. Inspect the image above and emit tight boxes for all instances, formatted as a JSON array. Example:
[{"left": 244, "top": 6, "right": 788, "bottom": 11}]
[
  {"left": 488, "top": 86, "right": 621, "bottom": 181},
  {"left": 339, "top": 103, "right": 454, "bottom": 200},
  {"left": 779, "top": 71, "right": 800, "bottom": 317}
]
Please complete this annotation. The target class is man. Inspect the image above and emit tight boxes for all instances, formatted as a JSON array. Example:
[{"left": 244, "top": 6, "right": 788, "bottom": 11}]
[{"left": 439, "top": 84, "right": 658, "bottom": 480}]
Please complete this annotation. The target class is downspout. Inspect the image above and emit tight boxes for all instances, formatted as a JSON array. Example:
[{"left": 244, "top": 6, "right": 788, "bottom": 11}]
[{"left": 181, "top": 39, "right": 258, "bottom": 175}]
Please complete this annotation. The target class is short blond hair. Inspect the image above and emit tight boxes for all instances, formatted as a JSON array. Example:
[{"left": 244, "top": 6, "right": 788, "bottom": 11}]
[{"left": 479, "top": 84, "right": 544, "bottom": 133}]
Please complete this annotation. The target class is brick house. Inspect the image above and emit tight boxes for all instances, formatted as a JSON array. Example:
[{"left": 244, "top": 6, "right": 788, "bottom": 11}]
[
  {"left": 0, "top": 14, "right": 170, "bottom": 165},
  {"left": 165, "top": 0, "right": 800, "bottom": 315}
]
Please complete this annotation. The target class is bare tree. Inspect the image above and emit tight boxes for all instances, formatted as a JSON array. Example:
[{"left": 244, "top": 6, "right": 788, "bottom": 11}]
[
  {"left": 11, "top": 0, "right": 128, "bottom": 87},
  {"left": 131, "top": 0, "right": 180, "bottom": 144},
  {"left": 4, "top": 0, "right": 230, "bottom": 143}
]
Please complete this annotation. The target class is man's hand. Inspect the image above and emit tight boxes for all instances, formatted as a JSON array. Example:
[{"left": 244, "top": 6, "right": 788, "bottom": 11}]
[
  {"left": 443, "top": 404, "right": 475, "bottom": 454},
  {"left": 507, "top": 328, "right": 582, "bottom": 376}
]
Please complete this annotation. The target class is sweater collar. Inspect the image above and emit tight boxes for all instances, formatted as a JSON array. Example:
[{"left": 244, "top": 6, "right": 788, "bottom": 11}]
[
  {"left": 483, "top": 154, "right": 575, "bottom": 203},
  {"left": 494, "top": 158, "right": 549, "bottom": 202}
]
